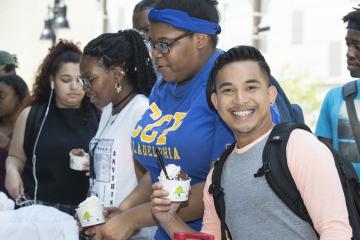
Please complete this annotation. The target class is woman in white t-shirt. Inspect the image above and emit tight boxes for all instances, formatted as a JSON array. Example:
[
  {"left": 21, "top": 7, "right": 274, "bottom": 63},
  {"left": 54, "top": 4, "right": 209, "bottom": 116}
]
[{"left": 78, "top": 29, "right": 157, "bottom": 239}]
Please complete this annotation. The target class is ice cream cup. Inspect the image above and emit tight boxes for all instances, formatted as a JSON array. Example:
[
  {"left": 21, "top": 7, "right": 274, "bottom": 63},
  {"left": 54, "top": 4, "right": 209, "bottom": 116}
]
[
  {"left": 158, "top": 177, "right": 191, "bottom": 202},
  {"left": 69, "top": 150, "right": 89, "bottom": 171},
  {"left": 76, "top": 203, "right": 105, "bottom": 227}
]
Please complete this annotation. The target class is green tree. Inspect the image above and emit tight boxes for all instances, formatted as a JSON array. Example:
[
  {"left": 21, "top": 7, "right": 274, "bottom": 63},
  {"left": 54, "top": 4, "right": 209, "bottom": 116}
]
[{"left": 277, "top": 67, "right": 326, "bottom": 130}]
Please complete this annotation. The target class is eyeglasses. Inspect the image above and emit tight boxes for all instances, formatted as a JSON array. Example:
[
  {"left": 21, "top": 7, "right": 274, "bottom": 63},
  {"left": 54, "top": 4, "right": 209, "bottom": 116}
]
[
  {"left": 77, "top": 75, "right": 97, "bottom": 89},
  {"left": 148, "top": 31, "right": 192, "bottom": 54}
]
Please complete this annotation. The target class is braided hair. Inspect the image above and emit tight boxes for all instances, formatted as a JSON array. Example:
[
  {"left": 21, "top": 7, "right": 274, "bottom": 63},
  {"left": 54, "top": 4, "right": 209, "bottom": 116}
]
[
  {"left": 82, "top": 29, "right": 156, "bottom": 97},
  {"left": 206, "top": 45, "right": 271, "bottom": 110}
]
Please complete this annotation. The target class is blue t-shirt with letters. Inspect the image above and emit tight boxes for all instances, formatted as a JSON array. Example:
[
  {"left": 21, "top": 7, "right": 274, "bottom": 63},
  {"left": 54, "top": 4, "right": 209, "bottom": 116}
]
[
  {"left": 131, "top": 50, "right": 234, "bottom": 240},
  {"left": 315, "top": 80, "right": 360, "bottom": 177}
]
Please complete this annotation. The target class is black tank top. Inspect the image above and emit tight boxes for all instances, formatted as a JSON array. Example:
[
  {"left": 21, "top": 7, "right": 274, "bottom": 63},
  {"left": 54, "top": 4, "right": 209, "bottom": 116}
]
[{"left": 22, "top": 103, "right": 98, "bottom": 205}]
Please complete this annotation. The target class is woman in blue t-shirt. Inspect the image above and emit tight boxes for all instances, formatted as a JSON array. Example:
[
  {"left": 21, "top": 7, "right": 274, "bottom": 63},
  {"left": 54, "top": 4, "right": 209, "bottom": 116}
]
[{"left": 87, "top": 1, "right": 234, "bottom": 239}]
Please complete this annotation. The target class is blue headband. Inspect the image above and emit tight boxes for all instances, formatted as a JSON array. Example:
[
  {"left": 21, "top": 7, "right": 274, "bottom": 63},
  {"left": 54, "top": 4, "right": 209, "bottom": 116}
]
[
  {"left": 148, "top": 9, "right": 221, "bottom": 35},
  {"left": 347, "top": 20, "right": 360, "bottom": 31}
]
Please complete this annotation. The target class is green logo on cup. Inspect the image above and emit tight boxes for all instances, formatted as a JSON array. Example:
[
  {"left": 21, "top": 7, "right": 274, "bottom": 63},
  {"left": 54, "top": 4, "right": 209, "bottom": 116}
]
[
  {"left": 175, "top": 185, "right": 184, "bottom": 197},
  {"left": 83, "top": 211, "right": 92, "bottom": 222}
]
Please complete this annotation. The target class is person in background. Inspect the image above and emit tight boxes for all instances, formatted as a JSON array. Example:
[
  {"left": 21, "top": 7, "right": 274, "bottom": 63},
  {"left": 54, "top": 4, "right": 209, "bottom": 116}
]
[
  {"left": 151, "top": 45, "right": 352, "bottom": 240},
  {"left": 0, "top": 51, "right": 17, "bottom": 76},
  {"left": 316, "top": 5, "right": 360, "bottom": 177},
  {"left": 5, "top": 40, "right": 98, "bottom": 215},
  {"left": 79, "top": 29, "right": 156, "bottom": 239},
  {"left": 133, "top": 0, "right": 159, "bottom": 79},
  {"left": 133, "top": 0, "right": 155, "bottom": 39},
  {"left": 0, "top": 74, "right": 29, "bottom": 196}
]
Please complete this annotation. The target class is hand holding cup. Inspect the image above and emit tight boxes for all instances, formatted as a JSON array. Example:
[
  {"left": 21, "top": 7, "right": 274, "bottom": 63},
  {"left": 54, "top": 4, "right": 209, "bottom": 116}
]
[
  {"left": 151, "top": 182, "right": 181, "bottom": 225},
  {"left": 76, "top": 196, "right": 106, "bottom": 228}
]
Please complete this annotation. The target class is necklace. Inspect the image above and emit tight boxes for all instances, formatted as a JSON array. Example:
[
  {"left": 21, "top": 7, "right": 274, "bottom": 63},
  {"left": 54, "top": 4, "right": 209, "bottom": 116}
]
[
  {"left": 89, "top": 105, "right": 120, "bottom": 179},
  {"left": 112, "top": 90, "right": 135, "bottom": 112}
]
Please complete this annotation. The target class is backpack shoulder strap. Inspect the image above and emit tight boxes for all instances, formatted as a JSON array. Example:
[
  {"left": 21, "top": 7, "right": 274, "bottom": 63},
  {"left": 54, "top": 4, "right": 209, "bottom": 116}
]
[
  {"left": 257, "top": 123, "right": 319, "bottom": 236},
  {"left": 323, "top": 141, "right": 360, "bottom": 238},
  {"left": 208, "top": 142, "right": 235, "bottom": 240},
  {"left": 342, "top": 80, "right": 358, "bottom": 100},
  {"left": 23, "top": 103, "right": 47, "bottom": 159}
]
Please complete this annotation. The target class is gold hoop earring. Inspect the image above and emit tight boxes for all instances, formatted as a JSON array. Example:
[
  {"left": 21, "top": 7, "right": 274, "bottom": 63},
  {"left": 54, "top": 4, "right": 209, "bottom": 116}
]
[{"left": 115, "top": 82, "right": 122, "bottom": 94}]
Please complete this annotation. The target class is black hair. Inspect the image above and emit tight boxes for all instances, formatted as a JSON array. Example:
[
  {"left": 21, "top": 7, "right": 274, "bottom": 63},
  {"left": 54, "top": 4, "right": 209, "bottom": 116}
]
[
  {"left": 83, "top": 29, "right": 156, "bottom": 97},
  {"left": 153, "top": 0, "right": 220, "bottom": 48},
  {"left": 133, "top": 0, "right": 155, "bottom": 13},
  {"left": 50, "top": 52, "right": 81, "bottom": 77},
  {"left": 343, "top": 5, "right": 360, "bottom": 24},
  {"left": 3, "top": 64, "right": 16, "bottom": 74},
  {"left": 0, "top": 74, "right": 29, "bottom": 103},
  {"left": 206, "top": 45, "right": 271, "bottom": 110}
]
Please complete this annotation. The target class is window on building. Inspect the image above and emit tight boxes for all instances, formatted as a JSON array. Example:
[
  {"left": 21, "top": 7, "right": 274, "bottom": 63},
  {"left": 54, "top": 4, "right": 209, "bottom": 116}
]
[
  {"left": 292, "top": 10, "right": 304, "bottom": 45},
  {"left": 329, "top": 41, "right": 341, "bottom": 77}
]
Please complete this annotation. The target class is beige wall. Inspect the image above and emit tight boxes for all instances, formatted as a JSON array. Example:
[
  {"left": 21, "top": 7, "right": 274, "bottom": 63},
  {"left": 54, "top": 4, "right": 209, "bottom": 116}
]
[
  {"left": 1, "top": 0, "right": 359, "bottom": 88},
  {"left": 0, "top": 0, "right": 102, "bottom": 87}
]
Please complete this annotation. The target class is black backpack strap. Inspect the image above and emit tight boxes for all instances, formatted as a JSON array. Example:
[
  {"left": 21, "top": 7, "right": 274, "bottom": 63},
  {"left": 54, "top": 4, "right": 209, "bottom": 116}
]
[
  {"left": 257, "top": 122, "right": 320, "bottom": 237},
  {"left": 342, "top": 80, "right": 360, "bottom": 157},
  {"left": 322, "top": 141, "right": 360, "bottom": 239},
  {"left": 23, "top": 103, "right": 47, "bottom": 159},
  {"left": 343, "top": 80, "right": 358, "bottom": 100},
  {"left": 208, "top": 142, "right": 235, "bottom": 240},
  {"left": 341, "top": 81, "right": 360, "bottom": 239}
]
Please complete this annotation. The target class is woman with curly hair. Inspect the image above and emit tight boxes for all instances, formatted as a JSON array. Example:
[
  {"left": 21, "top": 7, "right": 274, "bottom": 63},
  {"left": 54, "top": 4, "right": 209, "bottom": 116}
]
[{"left": 5, "top": 40, "right": 98, "bottom": 215}]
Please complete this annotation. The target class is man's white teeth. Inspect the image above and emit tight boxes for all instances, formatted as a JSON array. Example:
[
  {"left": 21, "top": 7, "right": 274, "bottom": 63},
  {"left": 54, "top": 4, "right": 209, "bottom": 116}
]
[{"left": 233, "top": 110, "right": 252, "bottom": 117}]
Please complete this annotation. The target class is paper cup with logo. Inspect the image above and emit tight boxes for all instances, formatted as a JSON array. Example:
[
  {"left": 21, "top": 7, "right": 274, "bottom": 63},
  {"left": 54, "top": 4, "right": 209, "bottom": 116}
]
[
  {"left": 76, "top": 201, "right": 105, "bottom": 227},
  {"left": 69, "top": 150, "right": 89, "bottom": 171},
  {"left": 158, "top": 177, "right": 191, "bottom": 202}
]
